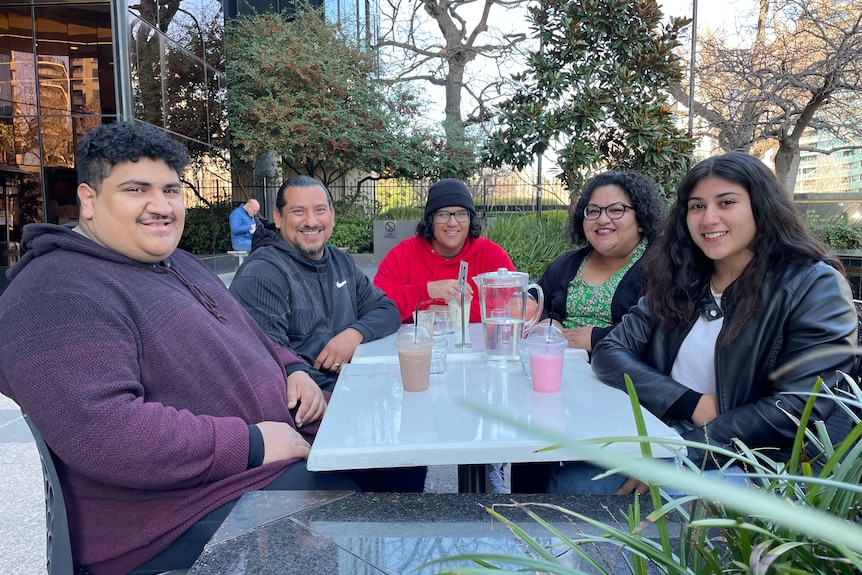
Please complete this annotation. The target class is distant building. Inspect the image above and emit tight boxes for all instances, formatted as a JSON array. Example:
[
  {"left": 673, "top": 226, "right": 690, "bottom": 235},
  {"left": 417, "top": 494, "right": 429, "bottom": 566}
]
[
  {"left": 793, "top": 130, "right": 862, "bottom": 222},
  {"left": 224, "top": 0, "right": 378, "bottom": 47},
  {"left": 0, "top": 0, "right": 231, "bottom": 260}
]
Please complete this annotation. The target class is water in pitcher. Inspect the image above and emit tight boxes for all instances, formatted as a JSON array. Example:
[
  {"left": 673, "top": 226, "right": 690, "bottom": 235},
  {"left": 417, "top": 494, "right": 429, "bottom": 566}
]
[{"left": 483, "top": 317, "right": 525, "bottom": 366}]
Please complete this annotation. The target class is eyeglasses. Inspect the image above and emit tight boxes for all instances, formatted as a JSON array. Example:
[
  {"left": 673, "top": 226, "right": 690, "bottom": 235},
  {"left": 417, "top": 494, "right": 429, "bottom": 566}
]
[
  {"left": 583, "top": 202, "right": 635, "bottom": 221},
  {"left": 434, "top": 210, "right": 470, "bottom": 223}
]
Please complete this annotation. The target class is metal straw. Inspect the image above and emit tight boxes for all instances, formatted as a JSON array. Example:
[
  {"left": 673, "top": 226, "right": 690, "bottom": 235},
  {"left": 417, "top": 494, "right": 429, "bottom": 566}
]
[{"left": 460, "top": 292, "right": 466, "bottom": 345}]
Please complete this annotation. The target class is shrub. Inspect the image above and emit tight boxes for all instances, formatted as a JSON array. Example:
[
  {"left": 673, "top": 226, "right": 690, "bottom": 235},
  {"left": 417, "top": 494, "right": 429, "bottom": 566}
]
[
  {"left": 429, "top": 374, "right": 862, "bottom": 575},
  {"left": 332, "top": 201, "right": 374, "bottom": 253},
  {"left": 179, "top": 200, "right": 232, "bottom": 255},
  {"left": 809, "top": 221, "right": 862, "bottom": 250},
  {"left": 379, "top": 206, "right": 425, "bottom": 220},
  {"left": 482, "top": 210, "right": 572, "bottom": 280}
]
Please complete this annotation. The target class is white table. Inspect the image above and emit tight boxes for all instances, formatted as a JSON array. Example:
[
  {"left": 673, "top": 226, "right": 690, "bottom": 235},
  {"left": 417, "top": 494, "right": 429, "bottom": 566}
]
[{"left": 308, "top": 324, "right": 683, "bottom": 492}]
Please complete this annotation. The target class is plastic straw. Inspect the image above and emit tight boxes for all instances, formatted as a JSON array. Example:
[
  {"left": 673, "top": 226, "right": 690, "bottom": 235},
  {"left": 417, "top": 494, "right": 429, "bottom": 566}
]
[
  {"left": 414, "top": 304, "right": 419, "bottom": 343},
  {"left": 546, "top": 317, "right": 552, "bottom": 342}
]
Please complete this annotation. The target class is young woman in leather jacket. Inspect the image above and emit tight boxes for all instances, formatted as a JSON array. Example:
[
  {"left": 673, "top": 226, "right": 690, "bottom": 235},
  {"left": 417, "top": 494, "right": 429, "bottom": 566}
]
[{"left": 549, "top": 151, "right": 858, "bottom": 495}]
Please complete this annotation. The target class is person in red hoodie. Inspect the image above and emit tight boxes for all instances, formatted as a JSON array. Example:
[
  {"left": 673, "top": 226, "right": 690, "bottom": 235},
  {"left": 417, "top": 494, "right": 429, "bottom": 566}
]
[{"left": 373, "top": 178, "right": 514, "bottom": 324}]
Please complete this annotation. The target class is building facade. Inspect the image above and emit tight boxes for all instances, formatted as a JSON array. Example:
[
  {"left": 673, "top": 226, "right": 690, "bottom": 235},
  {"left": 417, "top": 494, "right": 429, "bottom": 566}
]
[
  {"left": 224, "top": 0, "right": 378, "bottom": 47},
  {"left": 0, "top": 0, "right": 231, "bottom": 265},
  {"left": 793, "top": 130, "right": 862, "bottom": 222}
]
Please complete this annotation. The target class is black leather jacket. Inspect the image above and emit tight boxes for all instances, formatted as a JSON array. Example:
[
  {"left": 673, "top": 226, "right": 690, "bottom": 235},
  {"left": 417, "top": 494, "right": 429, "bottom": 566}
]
[{"left": 592, "top": 259, "right": 857, "bottom": 467}]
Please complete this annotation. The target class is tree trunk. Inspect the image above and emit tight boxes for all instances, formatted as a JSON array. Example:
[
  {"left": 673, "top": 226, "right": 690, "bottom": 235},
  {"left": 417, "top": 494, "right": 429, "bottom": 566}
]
[
  {"left": 254, "top": 152, "right": 282, "bottom": 216},
  {"left": 444, "top": 62, "right": 466, "bottom": 142},
  {"left": 774, "top": 138, "right": 800, "bottom": 196}
]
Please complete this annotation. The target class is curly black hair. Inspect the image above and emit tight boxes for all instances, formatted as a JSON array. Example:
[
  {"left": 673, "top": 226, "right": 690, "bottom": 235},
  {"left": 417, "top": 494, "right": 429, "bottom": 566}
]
[
  {"left": 570, "top": 171, "right": 666, "bottom": 246},
  {"left": 75, "top": 122, "right": 190, "bottom": 191}
]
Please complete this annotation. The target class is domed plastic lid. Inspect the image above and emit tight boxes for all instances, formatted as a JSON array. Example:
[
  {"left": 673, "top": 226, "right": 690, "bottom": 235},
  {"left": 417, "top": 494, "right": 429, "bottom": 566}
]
[
  {"left": 395, "top": 324, "right": 434, "bottom": 348},
  {"left": 526, "top": 322, "right": 565, "bottom": 343}
]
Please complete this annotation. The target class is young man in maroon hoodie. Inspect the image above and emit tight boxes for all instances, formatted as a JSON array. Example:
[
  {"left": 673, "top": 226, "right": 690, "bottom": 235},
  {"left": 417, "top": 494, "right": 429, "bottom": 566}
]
[{"left": 0, "top": 122, "right": 358, "bottom": 575}]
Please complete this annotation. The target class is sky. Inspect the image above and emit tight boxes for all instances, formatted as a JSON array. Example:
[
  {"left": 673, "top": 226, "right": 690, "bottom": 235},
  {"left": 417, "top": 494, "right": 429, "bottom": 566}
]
[
  {"left": 405, "top": 0, "right": 759, "bottom": 128},
  {"left": 660, "top": 0, "right": 757, "bottom": 41},
  {"left": 660, "top": 0, "right": 748, "bottom": 23}
]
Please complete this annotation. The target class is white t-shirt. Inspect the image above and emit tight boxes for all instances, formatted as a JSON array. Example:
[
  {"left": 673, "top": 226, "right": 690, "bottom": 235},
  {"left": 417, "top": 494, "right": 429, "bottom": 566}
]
[{"left": 670, "top": 289, "right": 724, "bottom": 395}]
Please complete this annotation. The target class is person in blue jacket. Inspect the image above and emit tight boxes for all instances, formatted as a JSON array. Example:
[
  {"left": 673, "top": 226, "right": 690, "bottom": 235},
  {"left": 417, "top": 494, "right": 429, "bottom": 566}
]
[{"left": 229, "top": 198, "right": 260, "bottom": 251}]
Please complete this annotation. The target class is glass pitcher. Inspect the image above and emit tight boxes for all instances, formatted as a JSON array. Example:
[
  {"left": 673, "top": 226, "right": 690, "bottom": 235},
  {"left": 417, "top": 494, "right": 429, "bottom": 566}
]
[{"left": 473, "top": 268, "right": 544, "bottom": 367}]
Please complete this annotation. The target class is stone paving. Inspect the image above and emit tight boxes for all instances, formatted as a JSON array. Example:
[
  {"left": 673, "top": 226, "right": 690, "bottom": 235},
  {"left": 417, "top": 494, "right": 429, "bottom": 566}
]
[{"left": 0, "top": 393, "right": 44, "bottom": 575}]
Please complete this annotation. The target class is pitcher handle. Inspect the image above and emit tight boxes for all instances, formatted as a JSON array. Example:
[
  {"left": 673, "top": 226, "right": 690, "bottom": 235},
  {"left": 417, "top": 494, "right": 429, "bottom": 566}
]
[{"left": 525, "top": 282, "right": 544, "bottom": 332}]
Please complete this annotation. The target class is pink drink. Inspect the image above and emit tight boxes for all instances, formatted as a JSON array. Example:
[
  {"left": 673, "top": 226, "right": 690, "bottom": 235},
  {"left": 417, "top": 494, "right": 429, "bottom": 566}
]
[{"left": 527, "top": 339, "right": 566, "bottom": 392}]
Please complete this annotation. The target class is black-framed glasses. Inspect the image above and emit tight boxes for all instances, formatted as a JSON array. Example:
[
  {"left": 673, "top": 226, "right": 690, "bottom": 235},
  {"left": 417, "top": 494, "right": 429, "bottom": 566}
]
[
  {"left": 583, "top": 202, "right": 635, "bottom": 221},
  {"left": 434, "top": 209, "right": 470, "bottom": 223}
]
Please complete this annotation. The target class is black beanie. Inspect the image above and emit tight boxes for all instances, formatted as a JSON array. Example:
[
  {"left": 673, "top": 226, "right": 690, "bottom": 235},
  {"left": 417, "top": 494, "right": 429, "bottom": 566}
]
[{"left": 424, "top": 178, "right": 476, "bottom": 217}]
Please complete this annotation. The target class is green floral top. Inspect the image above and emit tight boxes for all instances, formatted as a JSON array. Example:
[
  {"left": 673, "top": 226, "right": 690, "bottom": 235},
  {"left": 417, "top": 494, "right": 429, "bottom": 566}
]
[{"left": 563, "top": 239, "right": 648, "bottom": 329}]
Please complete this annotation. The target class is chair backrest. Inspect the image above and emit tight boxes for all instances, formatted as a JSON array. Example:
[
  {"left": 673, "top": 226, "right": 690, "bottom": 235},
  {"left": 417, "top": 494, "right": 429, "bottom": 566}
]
[{"left": 22, "top": 412, "right": 76, "bottom": 575}]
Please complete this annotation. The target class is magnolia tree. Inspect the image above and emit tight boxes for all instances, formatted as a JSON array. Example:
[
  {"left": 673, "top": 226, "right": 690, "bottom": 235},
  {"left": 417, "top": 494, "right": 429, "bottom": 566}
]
[
  {"left": 483, "top": 0, "right": 694, "bottom": 196},
  {"left": 228, "top": 8, "right": 454, "bottom": 192}
]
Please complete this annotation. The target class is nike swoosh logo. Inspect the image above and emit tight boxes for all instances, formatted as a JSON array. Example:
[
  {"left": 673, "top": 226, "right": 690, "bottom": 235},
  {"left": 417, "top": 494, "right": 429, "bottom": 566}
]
[{"left": 336, "top": 280, "right": 347, "bottom": 288}]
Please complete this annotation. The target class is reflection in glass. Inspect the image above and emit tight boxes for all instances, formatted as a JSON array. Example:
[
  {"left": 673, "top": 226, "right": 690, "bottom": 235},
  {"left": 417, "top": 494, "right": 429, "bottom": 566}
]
[
  {"left": 38, "top": 59, "right": 74, "bottom": 167},
  {"left": 130, "top": 16, "right": 165, "bottom": 128},
  {"left": 0, "top": 4, "right": 112, "bottom": 239}
]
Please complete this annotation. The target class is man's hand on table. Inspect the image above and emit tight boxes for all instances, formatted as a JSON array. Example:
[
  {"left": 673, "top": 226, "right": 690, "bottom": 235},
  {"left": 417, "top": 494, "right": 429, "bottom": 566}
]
[
  {"left": 257, "top": 421, "right": 311, "bottom": 464},
  {"left": 314, "top": 327, "right": 363, "bottom": 373},
  {"left": 286, "top": 371, "right": 326, "bottom": 426}
]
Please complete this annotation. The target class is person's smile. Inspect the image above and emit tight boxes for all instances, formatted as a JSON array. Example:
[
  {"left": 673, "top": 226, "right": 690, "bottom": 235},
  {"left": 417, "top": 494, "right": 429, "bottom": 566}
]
[
  {"left": 686, "top": 176, "right": 756, "bottom": 274},
  {"left": 139, "top": 217, "right": 176, "bottom": 229}
]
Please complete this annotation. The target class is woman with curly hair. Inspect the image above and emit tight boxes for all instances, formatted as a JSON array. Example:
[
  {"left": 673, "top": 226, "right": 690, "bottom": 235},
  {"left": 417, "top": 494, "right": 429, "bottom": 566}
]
[
  {"left": 549, "top": 152, "right": 858, "bottom": 494},
  {"left": 537, "top": 170, "right": 666, "bottom": 352}
]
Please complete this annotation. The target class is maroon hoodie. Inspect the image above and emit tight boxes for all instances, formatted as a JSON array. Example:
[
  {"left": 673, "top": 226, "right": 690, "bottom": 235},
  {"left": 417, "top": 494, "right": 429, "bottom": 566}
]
[{"left": 0, "top": 223, "right": 312, "bottom": 574}]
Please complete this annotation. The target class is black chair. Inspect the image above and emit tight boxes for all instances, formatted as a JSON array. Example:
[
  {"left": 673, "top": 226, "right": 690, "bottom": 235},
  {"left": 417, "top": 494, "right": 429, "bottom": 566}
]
[
  {"left": 22, "top": 413, "right": 188, "bottom": 575},
  {"left": 22, "top": 412, "right": 77, "bottom": 575}
]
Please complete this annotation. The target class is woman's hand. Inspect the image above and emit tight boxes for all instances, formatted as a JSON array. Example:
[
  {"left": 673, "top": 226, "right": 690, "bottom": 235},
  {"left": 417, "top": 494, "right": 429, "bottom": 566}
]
[
  {"left": 561, "top": 326, "right": 594, "bottom": 351},
  {"left": 691, "top": 394, "right": 718, "bottom": 427},
  {"left": 428, "top": 279, "right": 473, "bottom": 304},
  {"left": 613, "top": 476, "right": 650, "bottom": 495}
]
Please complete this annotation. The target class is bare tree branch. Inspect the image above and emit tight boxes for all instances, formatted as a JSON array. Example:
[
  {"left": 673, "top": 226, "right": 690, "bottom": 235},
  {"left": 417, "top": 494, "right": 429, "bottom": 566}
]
[{"left": 676, "top": 0, "right": 862, "bottom": 193}]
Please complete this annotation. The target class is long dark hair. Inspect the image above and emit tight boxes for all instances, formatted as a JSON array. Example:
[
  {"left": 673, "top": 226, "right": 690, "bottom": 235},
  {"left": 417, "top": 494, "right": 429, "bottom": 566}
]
[
  {"left": 646, "top": 151, "right": 839, "bottom": 344},
  {"left": 570, "top": 171, "right": 665, "bottom": 246}
]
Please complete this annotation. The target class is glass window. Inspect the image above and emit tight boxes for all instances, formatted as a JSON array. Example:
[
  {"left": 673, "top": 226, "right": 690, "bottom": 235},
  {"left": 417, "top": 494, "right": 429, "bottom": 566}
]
[
  {"left": 164, "top": 34, "right": 206, "bottom": 141},
  {"left": 0, "top": 3, "right": 111, "bottom": 238},
  {"left": 130, "top": 16, "right": 165, "bottom": 127}
]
